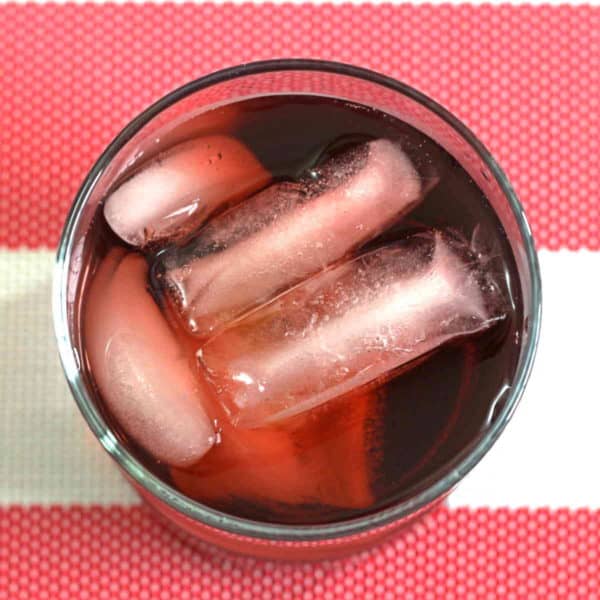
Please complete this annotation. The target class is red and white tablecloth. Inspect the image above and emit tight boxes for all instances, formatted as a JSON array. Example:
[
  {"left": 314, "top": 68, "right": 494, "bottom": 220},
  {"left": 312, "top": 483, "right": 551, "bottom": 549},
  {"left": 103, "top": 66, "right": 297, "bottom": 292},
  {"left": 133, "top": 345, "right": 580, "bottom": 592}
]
[{"left": 1, "top": 3, "right": 599, "bottom": 598}]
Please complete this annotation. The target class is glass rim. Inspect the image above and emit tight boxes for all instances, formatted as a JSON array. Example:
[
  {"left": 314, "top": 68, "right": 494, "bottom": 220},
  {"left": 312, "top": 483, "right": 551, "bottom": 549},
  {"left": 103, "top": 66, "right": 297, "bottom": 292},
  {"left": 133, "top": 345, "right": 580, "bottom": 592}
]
[{"left": 53, "top": 58, "right": 542, "bottom": 542}]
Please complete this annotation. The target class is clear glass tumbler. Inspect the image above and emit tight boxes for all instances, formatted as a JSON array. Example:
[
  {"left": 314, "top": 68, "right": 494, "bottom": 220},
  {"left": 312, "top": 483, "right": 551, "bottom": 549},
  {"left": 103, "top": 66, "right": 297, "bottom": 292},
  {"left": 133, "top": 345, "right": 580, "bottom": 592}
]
[{"left": 53, "top": 59, "right": 542, "bottom": 560}]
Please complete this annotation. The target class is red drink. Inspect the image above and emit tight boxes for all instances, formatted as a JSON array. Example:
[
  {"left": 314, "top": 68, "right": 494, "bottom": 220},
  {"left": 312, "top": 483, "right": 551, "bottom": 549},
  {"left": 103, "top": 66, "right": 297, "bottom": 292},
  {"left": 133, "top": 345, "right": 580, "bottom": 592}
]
[{"left": 81, "top": 95, "right": 521, "bottom": 524}]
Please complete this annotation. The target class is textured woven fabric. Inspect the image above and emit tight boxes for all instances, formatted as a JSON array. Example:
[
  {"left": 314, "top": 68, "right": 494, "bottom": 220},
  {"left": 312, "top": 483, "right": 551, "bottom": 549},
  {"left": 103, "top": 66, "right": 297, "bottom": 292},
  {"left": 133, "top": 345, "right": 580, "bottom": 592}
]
[{"left": 1, "top": 3, "right": 599, "bottom": 598}]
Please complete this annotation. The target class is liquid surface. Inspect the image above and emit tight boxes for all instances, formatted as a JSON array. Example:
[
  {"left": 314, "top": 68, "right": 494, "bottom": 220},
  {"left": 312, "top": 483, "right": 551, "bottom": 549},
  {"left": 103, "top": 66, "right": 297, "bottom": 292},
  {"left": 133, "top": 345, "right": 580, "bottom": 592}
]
[{"left": 81, "top": 95, "right": 522, "bottom": 524}]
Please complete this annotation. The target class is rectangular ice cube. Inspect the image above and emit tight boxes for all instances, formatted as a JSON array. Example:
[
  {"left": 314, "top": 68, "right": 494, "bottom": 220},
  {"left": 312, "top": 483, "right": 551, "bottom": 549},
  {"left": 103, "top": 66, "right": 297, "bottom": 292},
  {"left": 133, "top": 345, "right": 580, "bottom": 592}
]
[
  {"left": 198, "top": 231, "right": 506, "bottom": 427},
  {"left": 103, "top": 135, "right": 270, "bottom": 247},
  {"left": 170, "top": 388, "right": 379, "bottom": 510},
  {"left": 84, "top": 249, "right": 216, "bottom": 467},
  {"left": 158, "top": 139, "right": 424, "bottom": 337}
]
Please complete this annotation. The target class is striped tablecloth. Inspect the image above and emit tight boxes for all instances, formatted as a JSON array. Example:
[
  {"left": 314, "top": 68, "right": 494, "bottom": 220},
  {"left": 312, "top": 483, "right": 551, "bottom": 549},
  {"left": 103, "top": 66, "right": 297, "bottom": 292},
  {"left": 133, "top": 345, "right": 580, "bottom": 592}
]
[{"left": 1, "top": 3, "right": 599, "bottom": 598}]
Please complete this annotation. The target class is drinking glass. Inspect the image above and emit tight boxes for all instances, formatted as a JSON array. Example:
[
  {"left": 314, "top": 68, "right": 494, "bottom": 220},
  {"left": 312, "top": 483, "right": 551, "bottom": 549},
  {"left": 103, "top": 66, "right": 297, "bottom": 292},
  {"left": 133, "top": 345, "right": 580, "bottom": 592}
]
[{"left": 53, "top": 59, "right": 542, "bottom": 559}]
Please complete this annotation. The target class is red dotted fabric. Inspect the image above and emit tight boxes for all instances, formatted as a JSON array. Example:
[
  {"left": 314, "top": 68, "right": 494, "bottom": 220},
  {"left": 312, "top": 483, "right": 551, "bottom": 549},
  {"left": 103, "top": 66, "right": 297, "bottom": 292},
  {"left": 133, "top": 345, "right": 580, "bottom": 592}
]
[
  {"left": 0, "top": 4, "right": 599, "bottom": 250},
  {"left": 1, "top": 506, "right": 599, "bottom": 599}
]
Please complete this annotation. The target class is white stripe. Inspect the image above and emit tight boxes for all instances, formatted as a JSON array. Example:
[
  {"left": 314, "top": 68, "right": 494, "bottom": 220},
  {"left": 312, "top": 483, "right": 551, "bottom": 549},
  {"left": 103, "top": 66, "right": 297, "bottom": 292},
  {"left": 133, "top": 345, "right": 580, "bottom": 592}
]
[
  {"left": 0, "top": 250, "right": 138, "bottom": 505},
  {"left": 0, "top": 249, "right": 598, "bottom": 506},
  {"left": 449, "top": 249, "right": 600, "bottom": 509}
]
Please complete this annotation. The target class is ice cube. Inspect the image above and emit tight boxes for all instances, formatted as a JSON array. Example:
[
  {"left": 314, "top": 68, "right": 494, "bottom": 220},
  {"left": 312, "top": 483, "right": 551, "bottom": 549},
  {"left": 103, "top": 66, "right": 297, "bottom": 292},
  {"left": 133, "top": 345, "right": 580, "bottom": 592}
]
[
  {"left": 84, "top": 249, "right": 216, "bottom": 467},
  {"left": 158, "top": 138, "right": 424, "bottom": 337},
  {"left": 290, "top": 387, "right": 379, "bottom": 509},
  {"left": 170, "top": 388, "right": 379, "bottom": 510},
  {"left": 198, "top": 231, "right": 506, "bottom": 427},
  {"left": 103, "top": 135, "right": 270, "bottom": 247},
  {"left": 171, "top": 416, "right": 308, "bottom": 508}
]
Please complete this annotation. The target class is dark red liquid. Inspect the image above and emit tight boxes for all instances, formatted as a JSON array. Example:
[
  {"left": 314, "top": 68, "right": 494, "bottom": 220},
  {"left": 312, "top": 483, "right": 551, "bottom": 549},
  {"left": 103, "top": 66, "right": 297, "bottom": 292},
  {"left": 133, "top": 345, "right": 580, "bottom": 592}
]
[{"left": 81, "top": 95, "right": 522, "bottom": 524}]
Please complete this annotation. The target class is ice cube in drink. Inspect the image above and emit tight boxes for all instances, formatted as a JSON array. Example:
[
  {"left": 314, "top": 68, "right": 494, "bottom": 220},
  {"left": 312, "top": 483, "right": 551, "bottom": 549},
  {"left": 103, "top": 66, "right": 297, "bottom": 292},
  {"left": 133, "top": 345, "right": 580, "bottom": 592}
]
[
  {"left": 171, "top": 388, "right": 381, "bottom": 511},
  {"left": 198, "top": 231, "right": 506, "bottom": 427},
  {"left": 85, "top": 249, "right": 216, "bottom": 467},
  {"left": 157, "top": 139, "right": 423, "bottom": 337},
  {"left": 104, "top": 135, "right": 270, "bottom": 247}
]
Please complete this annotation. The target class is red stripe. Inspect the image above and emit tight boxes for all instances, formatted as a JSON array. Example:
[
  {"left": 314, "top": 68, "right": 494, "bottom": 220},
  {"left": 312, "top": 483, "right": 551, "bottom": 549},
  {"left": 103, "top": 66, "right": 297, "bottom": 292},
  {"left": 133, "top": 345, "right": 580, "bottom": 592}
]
[
  {"left": 0, "top": 5, "right": 598, "bottom": 250},
  {"left": 1, "top": 506, "right": 598, "bottom": 598}
]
